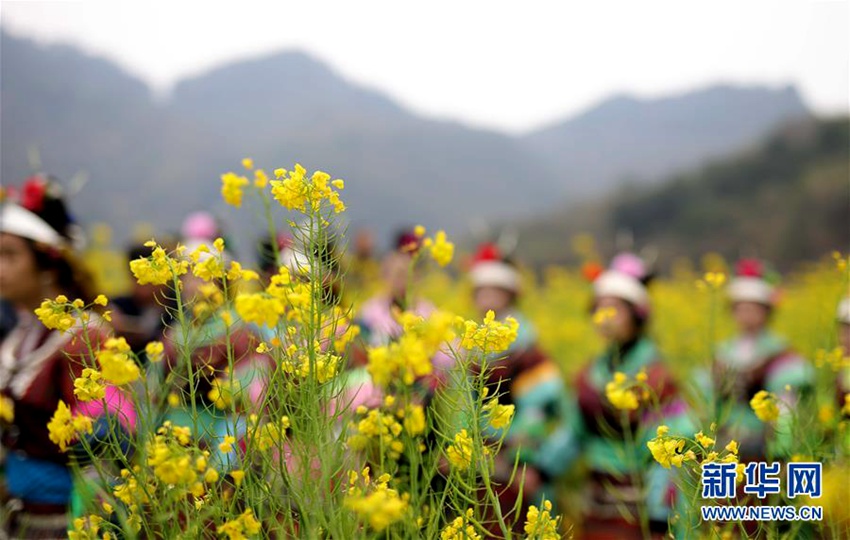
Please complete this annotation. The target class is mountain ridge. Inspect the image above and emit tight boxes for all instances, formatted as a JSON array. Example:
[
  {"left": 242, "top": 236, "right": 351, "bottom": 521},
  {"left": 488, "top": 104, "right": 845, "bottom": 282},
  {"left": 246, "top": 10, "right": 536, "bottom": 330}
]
[{"left": 1, "top": 27, "right": 815, "bottom": 262}]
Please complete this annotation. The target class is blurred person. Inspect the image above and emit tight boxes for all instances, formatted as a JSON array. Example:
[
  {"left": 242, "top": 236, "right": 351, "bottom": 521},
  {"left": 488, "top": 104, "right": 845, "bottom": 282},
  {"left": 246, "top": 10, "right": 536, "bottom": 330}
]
[
  {"left": 346, "top": 229, "right": 457, "bottom": 433},
  {"left": 568, "top": 253, "right": 692, "bottom": 539},
  {"left": 156, "top": 220, "right": 267, "bottom": 471},
  {"left": 467, "top": 243, "right": 574, "bottom": 534},
  {"left": 181, "top": 211, "right": 221, "bottom": 246},
  {"left": 107, "top": 243, "right": 174, "bottom": 359},
  {"left": 711, "top": 259, "right": 813, "bottom": 461},
  {"left": 0, "top": 175, "right": 135, "bottom": 539},
  {"left": 353, "top": 229, "right": 434, "bottom": 348},
  {"left": 346, "top": 231, "right": 430, "bottom": 411}
]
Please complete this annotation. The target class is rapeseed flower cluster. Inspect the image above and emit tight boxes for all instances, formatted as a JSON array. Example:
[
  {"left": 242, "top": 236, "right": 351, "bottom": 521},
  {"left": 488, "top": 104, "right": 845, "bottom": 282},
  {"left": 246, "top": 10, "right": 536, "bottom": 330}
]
[
  {"left": 217, "top": 508, "right": 262, "bottom": 540},
  {"left": 0, "top": 396, "right": 13, "bottom": 422},
  {"left": 34, "top": 295, "right": 77, "bottom": 332},
  {"left": 459, "top": 310, "right": 519, "bottom": 355},
  {"left": 750, "top": 390, "right": 781, "bottom": 423},
  {"left": 270, "top": 164, "right": 346, "bottom": 214},
  {"left": 96, "top": 337, "right": 141, "bottom": 385},
  {"left": 523, "top": 500, "right": 561, "bottom": 540},
  {"left": 344, "top": 468, "right": 410, "bottom": 531},
  {"left": 365, "top": 309, "right": 456, "bottom": 387},
  {"left": 646, "top": 425, "right": 691, "bottom": 469},
  {"left": 47, "top": 400, "right": 93, "bottom": 452},
  {"left": 604, "top": 370, "right": 647, "bottom": 411},
  {"left": 73, "top": 368, "right": 106, "bottom": 402},
  {"left": 347, "top": 406, "right": 406, "bottom": 460},
  {"left": 446, "top": 428, "right": 475, "bottom": 471},
  {"left": 440, "top": 509, "right": 480, "bottom": 540},
  {"left": 129, "top": 241, "right": 189, "bottom": 286}
]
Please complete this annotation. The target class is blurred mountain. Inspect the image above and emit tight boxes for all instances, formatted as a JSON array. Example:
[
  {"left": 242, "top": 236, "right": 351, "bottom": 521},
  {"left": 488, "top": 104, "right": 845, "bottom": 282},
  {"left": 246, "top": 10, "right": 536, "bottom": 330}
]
[
  {"left": 514, "top": 117, "right": 850, "bottom": 270},
  {"left": 523, "top": 85, "right": 811, "bottom": 196},
  {"left": 1, "top": 28, "right": 818, "bottom": 264},
  {"left": 1, "top": 30, "right": 555, "bottom": 257}
]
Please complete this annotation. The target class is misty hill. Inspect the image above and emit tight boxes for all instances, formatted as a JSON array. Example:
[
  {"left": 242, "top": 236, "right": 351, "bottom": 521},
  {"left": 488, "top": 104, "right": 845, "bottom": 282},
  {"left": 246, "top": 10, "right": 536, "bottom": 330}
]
[
  {"left": 514, "top": 117, "right": 850, "bottom": 270},
  {"left": 523, "top": 85, "right": 810, "bottom": 196},
  {"left": 1, "top": 30, "right": 556, "bottom": 257},
  {"left": 1, "top": 28, "right": 815, "bottom": 263}
]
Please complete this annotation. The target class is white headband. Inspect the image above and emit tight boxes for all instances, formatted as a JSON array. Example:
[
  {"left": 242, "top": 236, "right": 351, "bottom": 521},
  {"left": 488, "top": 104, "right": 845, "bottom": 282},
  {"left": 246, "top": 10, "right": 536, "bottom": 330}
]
[
  {"left": 470, "top": 261, "right": 520, "bottom": 293},
  {"left": 0, "top": 203, "right": 67, "bottom": 249},
  {"left": 278, "top": 247, "right": 311, "bottom": 275},
  {"left": 837, "top": 297, "right": 850, "bottom": 324},
  {"left": 728, "top": 277, "right": 774, "bottom": 305},
  {"left": 594, "top": 270, "right": 650, "bottom": 311}
]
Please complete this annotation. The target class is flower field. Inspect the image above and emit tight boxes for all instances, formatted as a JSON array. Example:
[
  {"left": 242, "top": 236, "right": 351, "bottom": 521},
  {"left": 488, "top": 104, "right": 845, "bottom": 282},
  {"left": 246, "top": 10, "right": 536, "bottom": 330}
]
[{"left": 4, "top": 161, "right": 849, "bottom": 539}]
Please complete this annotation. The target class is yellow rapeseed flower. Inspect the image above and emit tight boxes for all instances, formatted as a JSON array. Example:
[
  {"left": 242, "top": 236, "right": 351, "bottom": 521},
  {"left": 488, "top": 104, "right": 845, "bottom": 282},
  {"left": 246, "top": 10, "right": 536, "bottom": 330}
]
[
  {"left": 73, "top": 368, "right": 106, "bottom": 402},
  {"left": 605, "top": 372, "right": 640, "bottom": 411},
  {"left": 253, "top": 169, "right": 269, "bottom": 188},
  {"left": 219, "top": 435, "right": 237, "bottom": 453},
  {"left": 0, "top": 396, "right": 13, "bottom": 422},
  {"left": 234, "top": 293, "right": 285, "bottom": 328},
  {"left": 96, "top": 337, "right": 141, "bottom": 385},
  {"left": 130, "top": 245, "right": 188, "bottom": 286},
  {"left": 402, "top": 404, "right": 426, "bottom": 436},
  {"left": 440, "top": 509, "right": 480, "bottom": 540},
  {"left": 221, "top": 171, "right": 250, "bottom": 208},
  {"left": 147, "top": 437, "right": 197, "bottom": 485},
  {"left": 47, "top": 400, "right": 93, "bottom": 452},
  {"left": 230, "top": 469, "right": 245, "bottom": 487},
  {"left": 428, "top": 230, "right": 454, "bottom": 267},
  {"left": 647, "top": 432, "right": 689, "bottom": 469},
  {"left": 446, "top": 429, "right": 474, "bottom": 471},
  {"left": 483, "top": 398, "right": 515, "bottom": 430},
  {"left": 217, "top": 508, "right": 262, "bottom": 540},
  {"left": 695, "top": 431, "right": 715, "bottom": 448},
  {"left": 255, "top": 416, "right": 290, "bottom": 452},
  {"left": 145, "top": 341, "right": 164, "bottom": 362},
  {"left": 750, "top": 390, "right": 780, "bottom": 423},
  {"left": 193, "top": 254, "right": 225, "bottom": 282},
  {"left": 269, "top": 164, "right": 346, "bottom": 214},
  {"left": 523, "top": 499, "right": 561, "bottom": 540},
  {"left": 270, "top": 164, "right": 308, "bottom": 211},
  {"left": 34, "top": 297, "right": 76, "bottom": 332},
  {"left": 68, "top": 514, "right": 105, "bottom": 540},
  {"left": 344, "top": 474, "right": 409, "bottom": 532},
  {"left": 208, "top": 378, "right": 237, "bottom": 410},
  {"left": 227, "top": 261, "right": 260, "bottom": 282},
  {"left": 460, "top": 310, "right": 519, "bottom": 355}
]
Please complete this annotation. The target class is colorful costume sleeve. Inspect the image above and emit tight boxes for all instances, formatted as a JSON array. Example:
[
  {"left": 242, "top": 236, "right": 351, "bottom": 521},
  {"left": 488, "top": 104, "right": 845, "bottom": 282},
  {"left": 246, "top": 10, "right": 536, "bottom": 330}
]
[{"left": 507, "top": 354, "right": 581, "bottom": 480}]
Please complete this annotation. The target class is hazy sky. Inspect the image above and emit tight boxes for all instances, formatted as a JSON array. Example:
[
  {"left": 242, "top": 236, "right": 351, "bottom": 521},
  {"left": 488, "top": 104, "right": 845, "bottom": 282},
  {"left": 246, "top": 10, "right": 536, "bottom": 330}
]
[{"left": 2, "top": 0, "right": 848, "bottom": 133}]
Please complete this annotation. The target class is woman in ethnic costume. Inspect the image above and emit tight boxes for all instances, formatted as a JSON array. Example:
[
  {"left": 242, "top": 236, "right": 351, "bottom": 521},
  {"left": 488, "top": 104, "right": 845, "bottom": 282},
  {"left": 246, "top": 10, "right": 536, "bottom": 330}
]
[
  {"left": 710, "top": 259, "right": 813, "bottom": 461},
  {"left": 0, "top": 175, "right": 135, "bottom": 539},
  {"left": 467, "top": 243, "right": 575, "bottom": 534},
  {"left": 571, "top": 253, "right": 692, "bottom": 539},
  {"left": 349, "top": 230, "right": 453, "bottom": 408}
]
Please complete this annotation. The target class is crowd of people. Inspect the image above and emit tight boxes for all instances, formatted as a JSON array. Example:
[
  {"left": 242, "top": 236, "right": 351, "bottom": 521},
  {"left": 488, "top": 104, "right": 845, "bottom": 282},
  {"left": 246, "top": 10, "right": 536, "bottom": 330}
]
[{"left": 0, "top": 174, "right": 847, "bottom": 539}]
